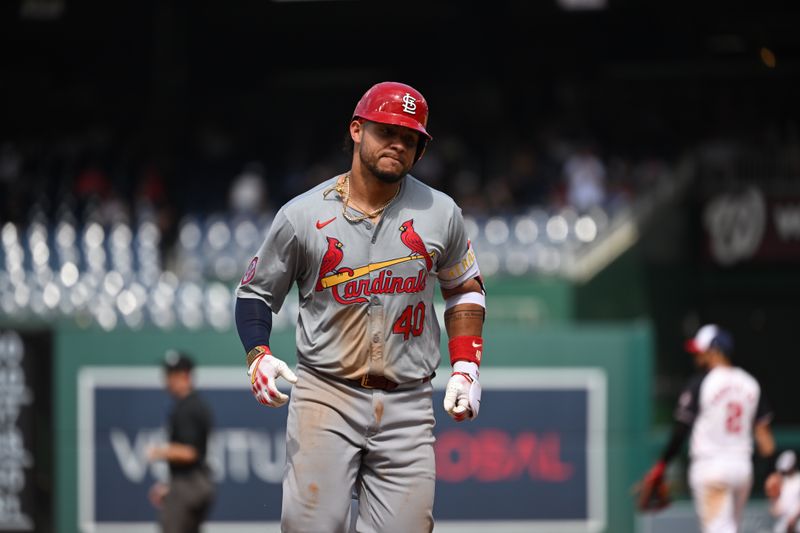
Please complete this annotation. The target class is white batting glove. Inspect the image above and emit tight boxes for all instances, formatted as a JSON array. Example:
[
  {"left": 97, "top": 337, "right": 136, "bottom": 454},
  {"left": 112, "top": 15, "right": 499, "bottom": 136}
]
[
  {"left": 443, "top": 361, "right": 481, "bottom": 421},
  {"left": 248, "top": 348, "right": 298, "bottom": 407}
]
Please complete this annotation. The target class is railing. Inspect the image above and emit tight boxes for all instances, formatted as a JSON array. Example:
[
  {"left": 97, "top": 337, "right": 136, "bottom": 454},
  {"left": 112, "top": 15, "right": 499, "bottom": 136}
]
[{"left": 0, "top": 158, "right": 690, "bottom": 330}]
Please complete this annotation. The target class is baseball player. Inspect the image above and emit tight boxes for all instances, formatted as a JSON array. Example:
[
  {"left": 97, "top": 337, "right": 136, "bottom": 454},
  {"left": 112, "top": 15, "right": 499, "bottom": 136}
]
[
  {"left": 639, "top": 324, "right": 775, "bottom": 533},
  {"left": 765, "top": 450, "right": 800, "bottom": 533},
  {"left": 234, "top": 81, "right": 485, "bottom": 532}
]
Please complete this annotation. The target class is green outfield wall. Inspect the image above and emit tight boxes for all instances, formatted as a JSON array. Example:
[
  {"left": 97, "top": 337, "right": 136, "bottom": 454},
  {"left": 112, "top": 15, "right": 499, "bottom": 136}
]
[{"left": 51, "top": 318, "right": 655, "bottom": 533}]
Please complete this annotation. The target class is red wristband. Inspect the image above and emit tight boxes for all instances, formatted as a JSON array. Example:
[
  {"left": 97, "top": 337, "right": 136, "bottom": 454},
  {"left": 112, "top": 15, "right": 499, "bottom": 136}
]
[
  {"left": 448, "top": 336, "right": 483, "bottom": 366},
  {"left": 246, "top": 345, "right": 272, "bottom": 367}
]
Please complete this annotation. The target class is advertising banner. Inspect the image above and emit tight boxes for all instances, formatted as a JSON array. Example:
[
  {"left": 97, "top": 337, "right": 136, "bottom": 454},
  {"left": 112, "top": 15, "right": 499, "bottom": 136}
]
[
  {"left": 0, "top": 329, "right": 51, "bottom": 533},
  {"left": 78, "top": 367, "right": 606, "bottom": 532},
  {"left": 703, "top": 188, "right": 800, "bottom": 266}
]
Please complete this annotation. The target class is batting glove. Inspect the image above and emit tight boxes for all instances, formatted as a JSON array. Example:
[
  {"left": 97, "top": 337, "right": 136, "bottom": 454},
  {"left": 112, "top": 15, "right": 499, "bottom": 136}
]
[
  {"left": 443, "top": 361, "right": 481, "bottom": 421},
  {"left": 247, "top": 347, "right": 298, "bottom": 407}
]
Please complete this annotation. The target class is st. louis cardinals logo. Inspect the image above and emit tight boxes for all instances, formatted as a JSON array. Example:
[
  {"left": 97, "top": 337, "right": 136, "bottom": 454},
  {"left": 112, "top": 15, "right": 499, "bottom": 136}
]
[
  {"left": 241, "top": 256, "right": 258, "bottom": 285},
  {"left": 401, "top": 93, "right": 417, "bottom": 115},
  {"left": 316, "top": 221, "right": 434, "bottom": 305}
]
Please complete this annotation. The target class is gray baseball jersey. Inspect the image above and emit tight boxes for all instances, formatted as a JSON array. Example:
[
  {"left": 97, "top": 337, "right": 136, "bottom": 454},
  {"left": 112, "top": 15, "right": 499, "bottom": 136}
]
[{"left": 236, "top": 173, "right": 479, "bottom": 383}]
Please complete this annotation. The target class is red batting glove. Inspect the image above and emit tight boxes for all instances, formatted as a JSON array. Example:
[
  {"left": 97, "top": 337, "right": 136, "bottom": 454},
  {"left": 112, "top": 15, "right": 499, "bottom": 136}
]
[{"left": 248, "top": 347, "right": 298, "bottom": 407}]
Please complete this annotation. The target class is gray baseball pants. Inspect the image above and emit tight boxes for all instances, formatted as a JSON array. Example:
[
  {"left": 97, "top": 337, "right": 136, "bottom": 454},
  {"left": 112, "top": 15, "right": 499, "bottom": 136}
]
[{"left": 281, "top": 365, "right": 436, "bottom": 533}]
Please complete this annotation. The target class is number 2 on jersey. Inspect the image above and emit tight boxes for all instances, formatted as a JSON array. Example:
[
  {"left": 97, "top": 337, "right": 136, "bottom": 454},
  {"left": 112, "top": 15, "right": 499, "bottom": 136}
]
[
  {"left": 725, "top": 401, "right": 743, "bottom": 433},
  {"left": 392, "top": 302, "right": 425, "bottom": 340}
]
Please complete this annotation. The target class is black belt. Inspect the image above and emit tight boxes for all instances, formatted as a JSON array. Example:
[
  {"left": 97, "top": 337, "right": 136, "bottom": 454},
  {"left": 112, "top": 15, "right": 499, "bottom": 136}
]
[{"left": 349, "top": 372, "right": 435, "bottom": 391}]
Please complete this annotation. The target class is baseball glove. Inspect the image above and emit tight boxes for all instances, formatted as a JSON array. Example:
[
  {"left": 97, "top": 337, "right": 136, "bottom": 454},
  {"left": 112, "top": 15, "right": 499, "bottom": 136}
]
[{"left": 634, "top": 461, "right": 671, "bottom": 512}]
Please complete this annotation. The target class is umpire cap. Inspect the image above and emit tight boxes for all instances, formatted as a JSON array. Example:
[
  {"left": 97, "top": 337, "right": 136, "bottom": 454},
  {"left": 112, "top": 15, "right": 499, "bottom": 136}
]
[{"left": 162, "top": 350, "right": 195, "bottom": 373}]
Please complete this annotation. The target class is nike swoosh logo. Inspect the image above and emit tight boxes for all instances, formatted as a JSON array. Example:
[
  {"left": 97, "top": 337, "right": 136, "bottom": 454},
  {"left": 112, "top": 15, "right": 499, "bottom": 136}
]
[
  {"left": 316, "top": 217, "right": 336, "bottom": 229},
  {"left": 472, "top": 341, "right": 482, "bottom": 348}
]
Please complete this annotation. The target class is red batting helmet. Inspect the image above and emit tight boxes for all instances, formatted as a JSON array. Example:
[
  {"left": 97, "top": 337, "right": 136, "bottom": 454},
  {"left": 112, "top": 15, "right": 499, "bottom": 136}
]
[
  {"left": 353, "top": 82, "right": 432, "bottom": 139},
  {"left": 352, "top": 81, "right": 432, "bottom": 161}
]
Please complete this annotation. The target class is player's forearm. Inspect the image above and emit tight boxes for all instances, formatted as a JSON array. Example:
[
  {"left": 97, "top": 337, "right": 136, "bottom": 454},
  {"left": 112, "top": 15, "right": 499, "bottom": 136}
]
[
  {"left": 441, "top": 277, "right": 485, "bottom": 338},
  {"left": 152, "top": 443, "right": 199, "bottom": 465},
  {"left": 660, "top": 420, "right": 690, "bottom": 464},
  {"left": 235, "top": 297, "right": 273, "bottom": 353},
  {"left": 755, "top": 422, "right": 776, "bottom": 458},
  {"left": 442, "top": 277, "right": 485, "bottom": 371},
  {"left": 443, "top": 304, "right": 484, "bottom": 338}
]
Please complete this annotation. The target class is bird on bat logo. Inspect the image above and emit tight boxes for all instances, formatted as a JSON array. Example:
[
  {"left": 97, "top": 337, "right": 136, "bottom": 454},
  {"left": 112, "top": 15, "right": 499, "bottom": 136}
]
[
  {"left": 316, "top": 237, "right": 354, "bottom": 291},
  {"left": 399, "top": 219, "right": 432, "bottom": 272}
]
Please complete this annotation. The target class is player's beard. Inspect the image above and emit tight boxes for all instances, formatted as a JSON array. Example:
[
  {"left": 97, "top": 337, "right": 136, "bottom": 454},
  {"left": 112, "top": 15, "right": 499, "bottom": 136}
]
[{"left": 359, "top": 145, "right": 412, "bottom": 184}]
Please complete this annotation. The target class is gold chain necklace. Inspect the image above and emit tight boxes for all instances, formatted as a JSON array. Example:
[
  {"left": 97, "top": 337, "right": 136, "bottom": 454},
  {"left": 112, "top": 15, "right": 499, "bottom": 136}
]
[{"left": 329, "top": 173, "right": 401, "bottom": 223}]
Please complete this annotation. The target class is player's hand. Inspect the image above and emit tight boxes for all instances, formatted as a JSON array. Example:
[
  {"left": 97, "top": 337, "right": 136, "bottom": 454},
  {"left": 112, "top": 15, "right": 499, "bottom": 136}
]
[
  {"left": 145, "top": 445, "right": 163, "bottom": 463},
  {"left": 443, "top": 361, "right": 481, "bottom": 421},
  {"left": 765, "top": 471, "right": 782, "bottom": 500},
  {"left": 148, "top": 482, "right": 168, "bottom": 508},
  {"left": 248, "top": 347, "right": 298, "bottom": 407}
]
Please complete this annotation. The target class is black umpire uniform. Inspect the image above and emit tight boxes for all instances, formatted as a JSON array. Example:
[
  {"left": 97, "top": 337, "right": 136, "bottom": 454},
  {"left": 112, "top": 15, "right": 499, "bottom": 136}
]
[{"left": 156, "top": 351, "right": 215, "bottom": 533}]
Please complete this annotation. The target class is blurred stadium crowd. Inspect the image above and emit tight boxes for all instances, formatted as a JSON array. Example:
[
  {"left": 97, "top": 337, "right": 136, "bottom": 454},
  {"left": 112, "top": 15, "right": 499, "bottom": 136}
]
[
  {"left": 2, "top": 97, "right": 798, "bottom": 331},
  {"left": 2, "top": 0, "right": 798, "bottom": 334},
  {"left": 0, "top": 116, "right": 680, "bottom": 330}
]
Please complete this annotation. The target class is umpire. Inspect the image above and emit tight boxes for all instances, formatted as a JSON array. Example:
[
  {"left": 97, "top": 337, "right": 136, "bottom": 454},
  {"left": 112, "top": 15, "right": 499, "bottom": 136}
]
[{"left": 147, "top": 350, "right": 215, "bottom": 533}]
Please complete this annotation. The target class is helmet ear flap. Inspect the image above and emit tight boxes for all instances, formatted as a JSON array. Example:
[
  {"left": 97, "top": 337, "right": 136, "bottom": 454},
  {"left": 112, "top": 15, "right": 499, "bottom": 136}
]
[{"left": 414, "top": 137, "right": 428, "bottom": 163}]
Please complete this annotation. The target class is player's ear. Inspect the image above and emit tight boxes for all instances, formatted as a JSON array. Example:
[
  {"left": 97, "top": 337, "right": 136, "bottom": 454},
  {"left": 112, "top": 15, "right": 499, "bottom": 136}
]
[{"left": 350, "top": 119, "right": 364, "bottom": 144}]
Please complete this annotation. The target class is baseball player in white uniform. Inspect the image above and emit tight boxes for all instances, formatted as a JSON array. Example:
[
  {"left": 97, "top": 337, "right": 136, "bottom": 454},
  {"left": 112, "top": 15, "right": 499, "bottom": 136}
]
[
  {"left": 234, "top": 81, "right": 485, "bottom": 532},
  {"left": 766, "top": 450, "right": 800, "bottom": 532},
  {"left": 641, "top": 324, "right": 775, "bottom": 533}
]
